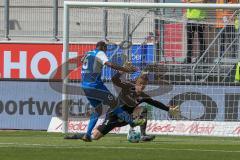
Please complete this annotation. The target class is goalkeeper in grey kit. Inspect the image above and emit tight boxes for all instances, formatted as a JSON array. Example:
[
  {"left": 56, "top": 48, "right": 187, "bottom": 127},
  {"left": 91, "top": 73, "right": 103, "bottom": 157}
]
[
  {"left": 65, "top": 69, "right": 180, "bottom": 141},
  {"left": 92, "top": 71, "right": 180, "bottom": 141}
]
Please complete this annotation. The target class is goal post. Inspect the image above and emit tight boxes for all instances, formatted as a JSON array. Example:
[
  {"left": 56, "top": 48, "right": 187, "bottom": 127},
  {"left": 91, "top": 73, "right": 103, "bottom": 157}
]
[{"left": 61, "top": 2, "right": 240, "bottom": 136}]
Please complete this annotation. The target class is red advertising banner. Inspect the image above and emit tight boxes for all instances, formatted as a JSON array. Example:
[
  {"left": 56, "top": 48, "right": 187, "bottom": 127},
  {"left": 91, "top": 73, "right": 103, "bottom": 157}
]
[
  {"left": 164, "top": 23, "right": 184, "bottom": 58},
  {"left": 0, "top": 39, "right": 184, "bottom": 80},
  {"left": 0, "top": 43, "right": 95, "bottom": 79}
]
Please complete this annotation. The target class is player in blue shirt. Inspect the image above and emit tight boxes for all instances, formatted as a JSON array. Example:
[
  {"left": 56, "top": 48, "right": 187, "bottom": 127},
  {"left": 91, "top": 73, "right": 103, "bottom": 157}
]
[{"left": 80, "top": 41, "right": 137, "bottom": 141}]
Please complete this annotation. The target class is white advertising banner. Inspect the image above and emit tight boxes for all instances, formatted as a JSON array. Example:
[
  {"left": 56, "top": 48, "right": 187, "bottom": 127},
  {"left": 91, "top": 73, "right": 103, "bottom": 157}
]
[
  {"left": 47, "top": 117, "right": 130, "bottom": 134},
  {"left": 48, "top": 117, "right": 240, "bottom": 137}
]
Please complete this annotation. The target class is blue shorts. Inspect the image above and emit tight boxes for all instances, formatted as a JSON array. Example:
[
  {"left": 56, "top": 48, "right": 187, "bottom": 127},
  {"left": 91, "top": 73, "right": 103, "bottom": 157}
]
[{"left": 81, "top": 83, "right": 115, "bottom": 108}]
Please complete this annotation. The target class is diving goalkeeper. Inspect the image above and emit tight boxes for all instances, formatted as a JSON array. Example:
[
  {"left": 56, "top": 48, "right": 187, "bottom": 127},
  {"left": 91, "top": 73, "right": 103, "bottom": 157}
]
[{"left": 65, "top": 69, "right": 180, "bottom": 141}]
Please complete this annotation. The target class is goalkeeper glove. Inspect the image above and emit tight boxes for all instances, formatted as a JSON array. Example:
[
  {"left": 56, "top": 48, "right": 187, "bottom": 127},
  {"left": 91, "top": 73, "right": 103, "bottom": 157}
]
[
  {"left": 131, "top": 118, "right": 146, "bottom": 127},
  {"left": 169, "top": 105, "right": 181, "bottom": 119}
]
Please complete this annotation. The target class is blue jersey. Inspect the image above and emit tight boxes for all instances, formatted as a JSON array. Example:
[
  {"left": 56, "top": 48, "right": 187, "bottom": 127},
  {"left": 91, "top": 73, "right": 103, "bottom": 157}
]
[{"left": 81, "top": 49, "right": 109, "bottom": 87}]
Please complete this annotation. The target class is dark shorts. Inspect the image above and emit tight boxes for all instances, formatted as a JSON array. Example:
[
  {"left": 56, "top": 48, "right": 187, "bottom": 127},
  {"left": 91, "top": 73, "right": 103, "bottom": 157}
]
[
  {"left": 97, "top": 112, "right": 128, "bottom": 135},
  {"left": 97, "top": 107, "right": 148, "bottom": 135}
]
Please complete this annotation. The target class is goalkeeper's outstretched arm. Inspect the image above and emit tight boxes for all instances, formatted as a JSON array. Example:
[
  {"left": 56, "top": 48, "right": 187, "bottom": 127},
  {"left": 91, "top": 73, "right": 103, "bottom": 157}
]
[
  {"left": 105, "top": 61, "right": 137, "bottom": 73},
  {"left": 138, "top": 96, "right": 169, "bottom": 111},
  {"left": 138, "top": 94, "right": 180, "bottom": 117}
]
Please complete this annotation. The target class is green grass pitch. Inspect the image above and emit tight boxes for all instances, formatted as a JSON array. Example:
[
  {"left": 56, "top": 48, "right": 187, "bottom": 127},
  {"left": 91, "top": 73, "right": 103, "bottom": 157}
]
[{"left": 0, "top": 130, "right": 239, "bottom": 160}]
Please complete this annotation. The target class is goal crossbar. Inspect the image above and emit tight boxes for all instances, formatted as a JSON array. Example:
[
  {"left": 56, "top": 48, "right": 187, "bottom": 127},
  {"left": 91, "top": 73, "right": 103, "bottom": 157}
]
[{"left": 64, "top": 2, "right": 240, "bottom": 10}]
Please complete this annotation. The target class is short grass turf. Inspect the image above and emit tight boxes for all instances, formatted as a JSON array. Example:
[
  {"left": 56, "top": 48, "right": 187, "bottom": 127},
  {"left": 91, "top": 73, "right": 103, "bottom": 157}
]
[{"left": 0, "top": 131, "right": 239, "bottom": 160}]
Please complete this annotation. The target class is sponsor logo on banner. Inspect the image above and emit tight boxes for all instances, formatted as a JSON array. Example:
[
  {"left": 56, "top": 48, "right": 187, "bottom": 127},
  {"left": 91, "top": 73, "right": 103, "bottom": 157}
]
[
  {"left": 232, "top": 126, "right": 240, "bottom": 135},
  {"left": 146, "top": 121, "right": 215, "bottom": 135},
  {"left": 48, "top": 117, "right": 127, "bottom": 134},
  {"left": 0, "top": 43, "right": 95, "bottom": 79},
  {"left": 0, "top": 97, "right": 92, "bottom": 117},
  {"left": 48, "top": 118, "right": 240, "bottom": 137}
]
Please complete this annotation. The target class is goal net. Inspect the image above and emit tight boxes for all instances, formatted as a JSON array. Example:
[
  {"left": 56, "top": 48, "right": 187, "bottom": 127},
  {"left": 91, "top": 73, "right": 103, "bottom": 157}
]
[{"left": 59, "top": 1, "right": 240, "bottom": 137}]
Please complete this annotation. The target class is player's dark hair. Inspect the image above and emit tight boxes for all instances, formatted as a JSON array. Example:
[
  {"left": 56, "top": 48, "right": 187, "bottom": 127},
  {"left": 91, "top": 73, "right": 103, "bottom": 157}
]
[{"left": 96, "top": 41, "right": 107, "bottom": 51}]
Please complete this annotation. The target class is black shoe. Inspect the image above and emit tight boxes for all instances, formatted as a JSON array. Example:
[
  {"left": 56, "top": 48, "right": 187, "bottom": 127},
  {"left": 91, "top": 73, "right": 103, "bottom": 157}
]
[
  {"left": 64, "top": 133, "right": 84, "bottom": 140},
  {"left": 140, "top": 135, "right": 156, "bottom": 141},
  {"left": 81, "top": 134, "right": 92, "bottom": 142}
]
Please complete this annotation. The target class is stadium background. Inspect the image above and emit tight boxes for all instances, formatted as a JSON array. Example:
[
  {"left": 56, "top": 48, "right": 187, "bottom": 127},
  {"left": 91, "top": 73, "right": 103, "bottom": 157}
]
[{"left": 0, "top": 0, "right": 239, "bottom": 137}]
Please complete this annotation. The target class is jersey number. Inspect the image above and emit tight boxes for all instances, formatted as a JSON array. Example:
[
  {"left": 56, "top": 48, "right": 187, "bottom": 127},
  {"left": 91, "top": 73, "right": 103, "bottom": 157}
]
[{"left": 82, "top": 55, "right": 90, "bottom": 70}]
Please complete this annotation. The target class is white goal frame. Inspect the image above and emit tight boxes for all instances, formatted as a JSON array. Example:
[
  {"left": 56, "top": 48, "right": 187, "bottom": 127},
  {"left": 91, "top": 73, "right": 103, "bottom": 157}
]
[{"left": 62, "top": 2, "right": 240, "bottom": 134}]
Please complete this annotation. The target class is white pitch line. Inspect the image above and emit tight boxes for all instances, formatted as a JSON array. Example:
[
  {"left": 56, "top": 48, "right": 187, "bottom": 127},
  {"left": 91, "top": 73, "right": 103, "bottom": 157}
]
[{"left": 0, "top": 142, "right": 239, "bottom": 153}]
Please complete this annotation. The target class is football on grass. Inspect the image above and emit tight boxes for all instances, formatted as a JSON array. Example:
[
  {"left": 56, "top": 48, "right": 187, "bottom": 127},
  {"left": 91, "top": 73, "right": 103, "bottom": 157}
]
[{"left": 127, "top": 130, "right": 141, "bottom": 143}]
